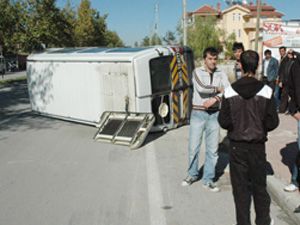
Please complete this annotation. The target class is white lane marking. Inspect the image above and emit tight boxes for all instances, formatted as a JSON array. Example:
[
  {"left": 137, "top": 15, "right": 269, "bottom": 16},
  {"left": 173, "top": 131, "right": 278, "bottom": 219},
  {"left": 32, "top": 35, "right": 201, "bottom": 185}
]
[{"left": 146, "top": 143, "right": 167, "bottom": 225}]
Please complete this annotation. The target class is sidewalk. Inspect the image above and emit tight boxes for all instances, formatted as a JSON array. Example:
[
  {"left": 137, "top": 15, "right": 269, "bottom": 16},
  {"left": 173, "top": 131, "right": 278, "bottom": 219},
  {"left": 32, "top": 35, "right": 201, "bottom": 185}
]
[
  {"left": 0, "top": 71, "right": 26, "bottom": 82},
  {"left": 266, "top": 114, "right": 300, "bottom": 224}
]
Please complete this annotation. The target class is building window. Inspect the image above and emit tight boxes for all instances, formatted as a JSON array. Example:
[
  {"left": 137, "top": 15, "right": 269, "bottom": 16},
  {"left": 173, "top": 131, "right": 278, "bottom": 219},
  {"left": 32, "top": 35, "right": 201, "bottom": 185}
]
[
  {"left": 238, "top": 29, "right": 241, "bottom": 38},
  {"left": 233, "top": 13, "right": 235, "bottom": 21},
  {"left": 238, "top": 13, "right": 241, "bottom": 21}
]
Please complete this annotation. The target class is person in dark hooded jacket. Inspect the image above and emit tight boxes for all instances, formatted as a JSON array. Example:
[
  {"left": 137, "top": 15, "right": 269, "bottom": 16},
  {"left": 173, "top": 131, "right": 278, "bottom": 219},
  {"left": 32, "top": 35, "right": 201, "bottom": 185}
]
[
  {"left": 218, "top": 50, "right": 279, "bottom": 225},
  {"left": 285, "top": 50, "right": 300, "bottom": 192}
]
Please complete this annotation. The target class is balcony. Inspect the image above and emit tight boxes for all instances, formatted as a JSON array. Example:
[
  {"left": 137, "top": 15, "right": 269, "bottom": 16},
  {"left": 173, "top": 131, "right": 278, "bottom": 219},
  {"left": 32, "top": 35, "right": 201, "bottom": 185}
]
[{"left": 244, "top": 22, "right": 256, "bottom": 30}]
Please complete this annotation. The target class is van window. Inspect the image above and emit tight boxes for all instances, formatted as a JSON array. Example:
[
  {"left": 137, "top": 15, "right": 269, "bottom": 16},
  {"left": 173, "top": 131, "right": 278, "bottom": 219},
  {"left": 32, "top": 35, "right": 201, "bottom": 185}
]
[{"left": 149, "top": 56, "right": 172, "bottom": 94}]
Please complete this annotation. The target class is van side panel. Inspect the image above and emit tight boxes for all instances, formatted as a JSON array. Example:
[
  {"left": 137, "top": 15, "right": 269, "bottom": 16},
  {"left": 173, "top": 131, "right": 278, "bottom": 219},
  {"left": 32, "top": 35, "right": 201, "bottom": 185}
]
[{"left": 27, "top": 61, "right": 134, "bottom": 124}]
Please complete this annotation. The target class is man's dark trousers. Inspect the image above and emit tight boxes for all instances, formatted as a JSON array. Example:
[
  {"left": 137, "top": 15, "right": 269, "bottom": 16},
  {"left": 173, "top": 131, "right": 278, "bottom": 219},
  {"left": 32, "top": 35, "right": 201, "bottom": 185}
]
[
  {"left": 229, "top": 142, "right": 271, "bottom": 225},
  {"left": 279, "top": 86, "right": 289, "bottom": 113}
]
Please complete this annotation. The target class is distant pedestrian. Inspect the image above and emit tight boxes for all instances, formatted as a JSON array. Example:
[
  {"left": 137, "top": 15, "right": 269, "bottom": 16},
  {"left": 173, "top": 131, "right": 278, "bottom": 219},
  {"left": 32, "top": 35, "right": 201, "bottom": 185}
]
[
  {"left": 261, "top": 49, "right": 279, "bottom": 91},
  {"left": 232, "top": 42, "right": 244, "bottom": 81},
  {"left": 181, "top": 47, "right": 230, "bottom": 192},
  {"left": 218, "top": 50, "right": 279, "bottom": 225},
  {"left": 278, "top": 47, "right": 294, "bottom": 114},
  {"left": 285, "top": 49, "right": 300, "bottom": 192}
]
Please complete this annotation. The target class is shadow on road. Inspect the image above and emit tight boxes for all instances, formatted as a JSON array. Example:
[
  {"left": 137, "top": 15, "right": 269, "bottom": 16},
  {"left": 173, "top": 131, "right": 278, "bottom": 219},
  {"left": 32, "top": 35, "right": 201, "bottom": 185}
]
[
  {"left": 142, "top": 131, "right": 165, "bottom": 147},
  {"left": 215, "top": 137, "right": 230, "bottom": 181},
  {"left": 0, "top": 79, "right": 29, "bottom": 113},
  {"left": 0, "top": 80, "right": 63, "bottom": 133}
]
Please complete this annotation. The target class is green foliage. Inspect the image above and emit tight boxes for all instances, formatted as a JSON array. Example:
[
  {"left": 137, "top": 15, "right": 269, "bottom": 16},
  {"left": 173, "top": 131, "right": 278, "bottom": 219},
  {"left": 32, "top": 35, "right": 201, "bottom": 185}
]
[
  {"left": 188, "top": 17, "right": 222, "bottom": 59},
  {"left": 141, "top": 36, "right": 151, "bottom": 47},
  {"left": 224, "top": 32, "right": 236, "bottom": 59},
  {"left": 93, "top": 12, "right": 107, "bottom": 46},
  {"left": 176, "top": 20, "right": 183, "bottom": 45},
  {"left": 140, "top": 33, "right": 163, "bottom": 47},
  {"left": 61, "top": 0, "right": 76, "bottom": 47},
  {"left": 163, "top": 31, "right": 176, "bottom": 45},
  {"left": 105, "top": 31, "right": 124, "bottom": 47},
  {"left": 0, "top": 0, "right": 20, "bottom": 53},
  {"left": 150, "top": 33, "right": 162, "bottom": 45},
  {"left": 74, "top": 0, "right": 96, "bottom": 46},
  {"left": 0, "top": 0, "right": 124, "bottom": 54}
]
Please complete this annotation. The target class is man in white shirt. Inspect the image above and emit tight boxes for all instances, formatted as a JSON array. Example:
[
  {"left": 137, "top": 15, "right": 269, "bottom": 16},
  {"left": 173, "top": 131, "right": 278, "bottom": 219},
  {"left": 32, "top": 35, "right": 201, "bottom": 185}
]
[{"left": 181, "top": 47, "right": 230, "bottom": 192}]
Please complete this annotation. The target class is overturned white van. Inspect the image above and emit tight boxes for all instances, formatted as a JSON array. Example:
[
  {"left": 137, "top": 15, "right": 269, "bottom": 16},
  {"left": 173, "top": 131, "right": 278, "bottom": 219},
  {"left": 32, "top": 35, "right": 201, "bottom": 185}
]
[{"left": 27, "top": 46, "right": 194, "bottom": 147}]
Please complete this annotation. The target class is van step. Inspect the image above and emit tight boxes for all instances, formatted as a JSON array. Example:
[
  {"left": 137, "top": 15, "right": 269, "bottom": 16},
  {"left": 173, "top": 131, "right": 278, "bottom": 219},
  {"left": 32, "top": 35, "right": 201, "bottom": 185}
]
[{"left": 94, "top": 111, "right": 155, "bottom": 149}]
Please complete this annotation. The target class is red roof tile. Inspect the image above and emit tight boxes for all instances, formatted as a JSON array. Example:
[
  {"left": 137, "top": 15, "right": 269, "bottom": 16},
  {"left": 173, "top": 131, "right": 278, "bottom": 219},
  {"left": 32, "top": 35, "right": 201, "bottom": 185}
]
[
  {"left": 250, "top": 11, "right": 284, "bottom": 18},
  {"left": 244, "top": 4, "right": 275, "bottom": 11},
  {"left": 193, "top": 5, "right": 217, "bottom": 14}
]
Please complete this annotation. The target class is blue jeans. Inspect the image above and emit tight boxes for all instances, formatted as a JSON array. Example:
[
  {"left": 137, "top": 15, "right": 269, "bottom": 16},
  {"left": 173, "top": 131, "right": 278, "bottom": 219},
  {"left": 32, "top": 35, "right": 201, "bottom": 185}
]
[
  {"left": 274, "top": 85, "right": 281, "bottom": 110},
  {"left": 291, "top": 120, "right": 300, "bottom": 186},
  {"left": 187, "top": 110, "right": 219, "bottom": 184}
]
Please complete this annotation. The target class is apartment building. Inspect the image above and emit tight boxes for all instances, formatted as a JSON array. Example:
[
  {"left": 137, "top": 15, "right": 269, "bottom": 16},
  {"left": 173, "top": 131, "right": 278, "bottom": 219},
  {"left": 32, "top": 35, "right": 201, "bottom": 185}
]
[{"left": 188, "top": 2, "right": 283, "bottom": 53}]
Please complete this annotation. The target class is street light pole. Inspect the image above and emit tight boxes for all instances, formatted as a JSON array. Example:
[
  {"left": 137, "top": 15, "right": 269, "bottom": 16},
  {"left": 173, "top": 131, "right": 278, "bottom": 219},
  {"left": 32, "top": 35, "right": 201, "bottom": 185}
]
[
  {"left": 182, "top": 0, "right": 187, "bottom": 46},
  {"left": 255, "top": 0, "right": 261, "bottom": 51}
]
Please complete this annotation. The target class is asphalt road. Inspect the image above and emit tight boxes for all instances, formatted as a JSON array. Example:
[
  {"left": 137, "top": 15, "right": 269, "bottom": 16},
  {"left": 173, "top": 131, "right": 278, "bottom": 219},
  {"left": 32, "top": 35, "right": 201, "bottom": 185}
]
[{"left": 0, "top": 75, "right": 296, "bottom": 225}]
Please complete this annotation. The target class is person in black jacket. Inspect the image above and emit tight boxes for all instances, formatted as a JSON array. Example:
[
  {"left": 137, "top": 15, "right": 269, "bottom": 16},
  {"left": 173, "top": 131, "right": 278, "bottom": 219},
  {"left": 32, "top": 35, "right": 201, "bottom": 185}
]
[
  {"left": 278, "top": 49, "right": 294, "bottom": 113},
  {"left": 218, "top": 50, "right": 279, "bottom": 225},
  {"left": 285, "top": 50, "right": 300, "bottom": 192}
]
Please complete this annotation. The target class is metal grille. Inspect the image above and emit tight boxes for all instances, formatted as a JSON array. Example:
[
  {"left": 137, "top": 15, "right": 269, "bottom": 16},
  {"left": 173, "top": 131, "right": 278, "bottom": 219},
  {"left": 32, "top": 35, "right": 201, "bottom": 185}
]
[
  {"left": 95, "top": 111, "right": 155, "bottom": 149},
  {"left": 99, "top": 119, "right": 123, "bottom": 135},
  {"left": 117, "top": 120, "right": 141, "bottom": 137}
]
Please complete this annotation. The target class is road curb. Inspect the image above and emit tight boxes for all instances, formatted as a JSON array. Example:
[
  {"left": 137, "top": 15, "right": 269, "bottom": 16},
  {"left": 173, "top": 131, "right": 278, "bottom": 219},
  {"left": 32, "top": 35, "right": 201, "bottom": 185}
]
[{"left": 267, "top": 176, "right": 300, "bottom": 225}]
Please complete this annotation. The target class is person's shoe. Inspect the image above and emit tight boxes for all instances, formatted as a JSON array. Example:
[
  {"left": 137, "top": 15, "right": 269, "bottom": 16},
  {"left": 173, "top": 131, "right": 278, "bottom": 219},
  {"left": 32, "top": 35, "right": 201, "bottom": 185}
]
[
  {"left": 294, "top": 205, "right": 300, "bottom": 213},
  {"left": 202, "top": 182, "right": 220, "bottom": 192},
  {"left": 283, "top": 183, "right": 298, "bottom": 192},
  {"left": 181, "top": 175, "right": 198, "bottom": 186}
]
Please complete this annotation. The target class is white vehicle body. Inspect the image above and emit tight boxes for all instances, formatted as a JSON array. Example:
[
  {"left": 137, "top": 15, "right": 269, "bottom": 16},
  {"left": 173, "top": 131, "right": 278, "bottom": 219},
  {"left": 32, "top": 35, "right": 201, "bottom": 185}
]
[{"left": 27, "top": 46, "right": 194, "bottom": 131}]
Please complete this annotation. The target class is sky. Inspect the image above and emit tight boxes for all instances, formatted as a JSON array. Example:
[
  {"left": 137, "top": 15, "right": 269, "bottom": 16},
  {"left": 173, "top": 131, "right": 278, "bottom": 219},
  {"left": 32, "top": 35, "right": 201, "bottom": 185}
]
[{"left": 57, "top": 0, "right": 300, "bottom": 46}]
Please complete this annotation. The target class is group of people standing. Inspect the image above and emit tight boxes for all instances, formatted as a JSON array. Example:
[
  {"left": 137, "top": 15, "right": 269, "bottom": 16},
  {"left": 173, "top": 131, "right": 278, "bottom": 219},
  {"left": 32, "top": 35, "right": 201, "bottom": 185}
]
[
  {"left": 181, "top": 43, "right": 300, "bottom": 225},
  {"left": 261, "top": 45, "right": 300, "bottom": 193},
  {"left": 261, "top": 46, "right": 295, "bottom": 115}
]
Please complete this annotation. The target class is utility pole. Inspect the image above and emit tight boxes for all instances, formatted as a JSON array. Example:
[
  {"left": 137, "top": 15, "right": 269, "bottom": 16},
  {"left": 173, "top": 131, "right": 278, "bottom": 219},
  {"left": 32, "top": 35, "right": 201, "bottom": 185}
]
[
  {"left": 255, "top": 0, "right": 261, "bottom": 51},
  {"left": 182, "top": 0, "right": 187, "bottom": 46}
]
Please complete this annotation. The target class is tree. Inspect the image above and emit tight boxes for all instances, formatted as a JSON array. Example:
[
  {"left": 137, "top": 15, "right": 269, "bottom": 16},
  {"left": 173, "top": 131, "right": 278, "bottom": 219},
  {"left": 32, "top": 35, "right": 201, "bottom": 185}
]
[
  {"left": 105, "top": 31, "right": 124, "bottom": 47},
  {"left": 18, "top": 0, "right": 76, "bottom": 51},
  {"left": 0, "top": 0, "right": 124, "bottom": 53},
  {"left": 188, "top": 16, "right": 222, "bottom": 59},
  {"left": 61, "top": 0, "right": 76, "bottom": 47},
  {"left": 223, "top": 32, "right": 236, "bottom": 59},
  {"left": 150, "top": 33, "right": 162, "bottom": 45},
  {"left": 141, "top": 36, "right": 151, "bottom": 47},
  {"left": 176, "top": 20, "right": 183, "bottom": 45},
  {"left": 74, "top": 0, "right": 96, "bottom": 46},
  {"left": 163, "top": 31, "right": 176, "bottom": 45},
  {"left": 93, "top": 11, "right": 107, "bottom": 46},
  {"left": 0, "top": 0, "right": 20, "bottom": 53}
]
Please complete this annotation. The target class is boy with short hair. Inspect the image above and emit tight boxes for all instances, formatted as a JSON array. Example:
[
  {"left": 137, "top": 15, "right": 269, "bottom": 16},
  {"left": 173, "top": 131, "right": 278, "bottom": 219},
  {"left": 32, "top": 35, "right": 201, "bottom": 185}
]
[{"left": 218, "top": 50, "right": 279, "bottom": 225}]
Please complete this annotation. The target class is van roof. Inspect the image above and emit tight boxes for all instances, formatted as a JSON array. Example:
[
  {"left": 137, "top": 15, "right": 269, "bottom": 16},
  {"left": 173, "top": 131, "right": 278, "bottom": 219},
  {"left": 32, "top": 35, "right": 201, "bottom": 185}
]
[{"left": 27, "top": 47, "right": 172, "bottom": 62}]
